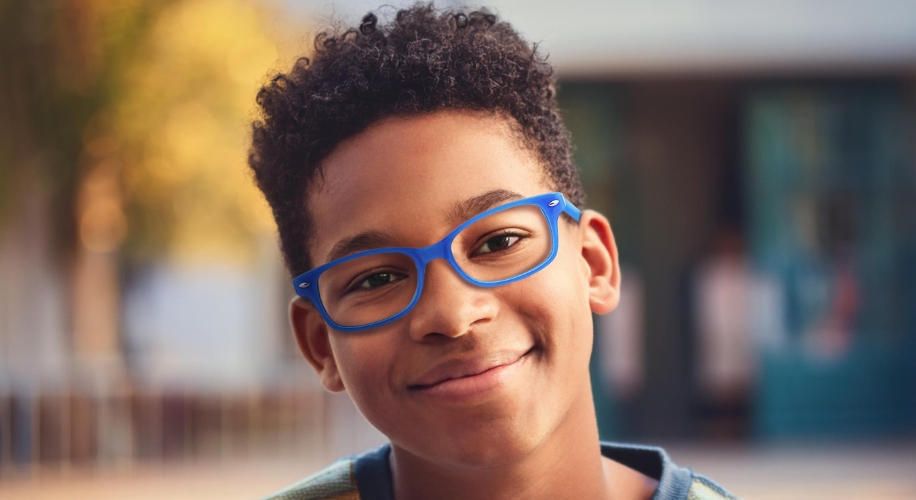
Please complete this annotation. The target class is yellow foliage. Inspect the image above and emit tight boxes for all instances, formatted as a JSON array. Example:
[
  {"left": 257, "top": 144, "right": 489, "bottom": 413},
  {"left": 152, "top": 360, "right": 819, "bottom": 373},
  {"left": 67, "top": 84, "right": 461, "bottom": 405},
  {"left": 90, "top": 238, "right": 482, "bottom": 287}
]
[{"left": 114, "top": 0, "right": 293, "bottom": 266}]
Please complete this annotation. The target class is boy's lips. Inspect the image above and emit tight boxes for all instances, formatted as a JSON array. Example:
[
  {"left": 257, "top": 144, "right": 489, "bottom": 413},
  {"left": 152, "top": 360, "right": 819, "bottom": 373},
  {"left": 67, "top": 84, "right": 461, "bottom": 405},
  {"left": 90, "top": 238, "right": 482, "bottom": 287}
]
[{"left": 407, "top": 347, "right": 535, "bottom": 391}]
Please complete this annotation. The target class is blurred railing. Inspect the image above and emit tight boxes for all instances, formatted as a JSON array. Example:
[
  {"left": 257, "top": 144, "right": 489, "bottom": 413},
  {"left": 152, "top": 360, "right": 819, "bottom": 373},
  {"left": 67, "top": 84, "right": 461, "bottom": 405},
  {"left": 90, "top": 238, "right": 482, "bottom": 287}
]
[{"left": 0, "top": 376, "right": 332, "bottom": 478}]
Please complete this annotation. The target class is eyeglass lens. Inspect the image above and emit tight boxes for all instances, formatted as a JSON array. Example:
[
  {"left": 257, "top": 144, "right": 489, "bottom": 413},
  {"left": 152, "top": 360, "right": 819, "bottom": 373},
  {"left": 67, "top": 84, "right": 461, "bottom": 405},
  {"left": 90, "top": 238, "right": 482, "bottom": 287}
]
[{"left": 317, "top": 204, "right": 552, "bottom": 327}]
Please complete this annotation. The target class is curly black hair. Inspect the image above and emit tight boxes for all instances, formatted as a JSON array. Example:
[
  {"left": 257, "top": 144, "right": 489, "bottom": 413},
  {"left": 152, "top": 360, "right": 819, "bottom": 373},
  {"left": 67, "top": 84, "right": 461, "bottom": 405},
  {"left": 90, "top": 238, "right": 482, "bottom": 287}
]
[{"left": 249, "top": 2, "right": 584, "bottom": 277}]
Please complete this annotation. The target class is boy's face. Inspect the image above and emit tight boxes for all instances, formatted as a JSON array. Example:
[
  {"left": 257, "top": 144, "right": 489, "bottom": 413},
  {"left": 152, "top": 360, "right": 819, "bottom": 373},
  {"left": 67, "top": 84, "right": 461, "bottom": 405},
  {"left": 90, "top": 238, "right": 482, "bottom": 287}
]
[{"left": 291, "top": 111, "right": 620, "bottom": 467}]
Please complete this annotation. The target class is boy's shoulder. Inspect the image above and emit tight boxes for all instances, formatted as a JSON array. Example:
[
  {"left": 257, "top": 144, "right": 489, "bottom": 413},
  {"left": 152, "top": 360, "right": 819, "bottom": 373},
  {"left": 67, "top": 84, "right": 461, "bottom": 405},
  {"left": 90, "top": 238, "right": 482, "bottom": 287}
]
[
  {"left": 261, "top": 457, "right": 359, "bottom": 500},
  {"left": 261, "top": 445, "right": 389, "bottom": 500},
  {"left": 687, "top": 475, "right": 742, "bottom": 500},
  {"left": 262, "top": 442, "right": 740, "bottom": 500},
  {"left": 599, "top": 442, "right": 739, "bottom": 500}
]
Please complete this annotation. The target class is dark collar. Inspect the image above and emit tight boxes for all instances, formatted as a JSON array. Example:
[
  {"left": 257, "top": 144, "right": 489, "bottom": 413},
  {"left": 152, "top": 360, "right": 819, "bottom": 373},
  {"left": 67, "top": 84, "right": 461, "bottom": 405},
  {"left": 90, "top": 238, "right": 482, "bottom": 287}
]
[
  {"left": 599, "top": 442, "right": 693, "bottom": 500},
  {"left": 353, "top": 441, "right": 692, "bottom": 500}
]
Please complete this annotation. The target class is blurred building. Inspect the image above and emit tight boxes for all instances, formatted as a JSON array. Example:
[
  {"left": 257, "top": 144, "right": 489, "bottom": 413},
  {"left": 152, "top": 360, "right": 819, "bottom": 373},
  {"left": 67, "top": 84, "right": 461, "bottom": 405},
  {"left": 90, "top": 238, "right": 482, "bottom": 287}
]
[{"left": 532, "top": 0, "right": 916, "bottom": 440}]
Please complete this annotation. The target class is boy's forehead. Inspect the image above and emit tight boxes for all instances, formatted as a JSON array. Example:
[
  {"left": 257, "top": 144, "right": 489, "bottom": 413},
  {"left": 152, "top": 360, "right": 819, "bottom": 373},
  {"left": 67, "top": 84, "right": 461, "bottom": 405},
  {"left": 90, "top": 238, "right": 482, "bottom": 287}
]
[{"left": 306, "top": 112, "right": 550, "bottom": 265}]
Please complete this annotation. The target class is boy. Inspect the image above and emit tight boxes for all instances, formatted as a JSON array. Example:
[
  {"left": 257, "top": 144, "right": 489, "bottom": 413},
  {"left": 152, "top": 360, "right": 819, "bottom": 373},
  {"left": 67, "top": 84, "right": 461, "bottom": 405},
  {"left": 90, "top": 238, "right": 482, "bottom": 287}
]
[{"left": 249, "top": 4, "right": 738, "bottom": 499}]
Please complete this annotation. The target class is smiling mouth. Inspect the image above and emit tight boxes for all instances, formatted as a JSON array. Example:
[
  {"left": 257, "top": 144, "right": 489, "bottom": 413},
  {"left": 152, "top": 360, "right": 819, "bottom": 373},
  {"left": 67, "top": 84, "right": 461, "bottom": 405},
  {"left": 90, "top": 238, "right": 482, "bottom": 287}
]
[{"left": 407, "top": 347, "right": 536, "bottom": 399}]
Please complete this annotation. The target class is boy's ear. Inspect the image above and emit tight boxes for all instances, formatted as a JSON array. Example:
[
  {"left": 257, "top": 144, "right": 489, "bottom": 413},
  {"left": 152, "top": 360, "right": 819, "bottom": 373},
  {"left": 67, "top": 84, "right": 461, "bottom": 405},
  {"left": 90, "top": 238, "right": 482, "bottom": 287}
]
[
  {"left": 577, "top": 209, "right": 621, "bottom": 315},
  {"left": 289, "top": 297, "right": 346, "bottom": 393}
]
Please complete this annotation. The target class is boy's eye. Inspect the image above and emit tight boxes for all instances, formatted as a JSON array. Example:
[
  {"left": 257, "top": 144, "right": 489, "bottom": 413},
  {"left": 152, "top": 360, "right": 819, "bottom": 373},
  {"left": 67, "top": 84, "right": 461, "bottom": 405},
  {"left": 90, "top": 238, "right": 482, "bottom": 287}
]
[
  {"left": 473, "top": 233, "right": 523, "bottom": 255},
  {"left": 351, "top": 270, "right": 406, "bottom": 292}
]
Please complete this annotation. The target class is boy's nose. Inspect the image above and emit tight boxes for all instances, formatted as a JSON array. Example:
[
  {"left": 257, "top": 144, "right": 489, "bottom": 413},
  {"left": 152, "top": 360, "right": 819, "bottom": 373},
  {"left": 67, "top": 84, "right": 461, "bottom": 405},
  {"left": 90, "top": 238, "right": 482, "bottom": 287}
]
[{"left": 405, "top": 258, "right": 498, "bottom": 342}]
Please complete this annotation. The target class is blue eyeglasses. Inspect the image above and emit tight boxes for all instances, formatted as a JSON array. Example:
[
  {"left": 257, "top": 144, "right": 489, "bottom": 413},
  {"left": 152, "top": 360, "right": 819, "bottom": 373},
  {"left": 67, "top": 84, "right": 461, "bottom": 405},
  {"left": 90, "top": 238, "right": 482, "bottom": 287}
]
[{"left": 292, "top": 192, "right": 581, "bottom": 332}]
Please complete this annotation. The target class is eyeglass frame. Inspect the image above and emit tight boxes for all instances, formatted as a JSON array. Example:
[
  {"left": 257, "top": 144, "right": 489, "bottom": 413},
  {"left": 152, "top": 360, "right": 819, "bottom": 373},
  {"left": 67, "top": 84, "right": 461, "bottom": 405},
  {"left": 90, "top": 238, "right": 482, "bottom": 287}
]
[{"left": 292, "top": 191, "right": 582, "bottom": 332}]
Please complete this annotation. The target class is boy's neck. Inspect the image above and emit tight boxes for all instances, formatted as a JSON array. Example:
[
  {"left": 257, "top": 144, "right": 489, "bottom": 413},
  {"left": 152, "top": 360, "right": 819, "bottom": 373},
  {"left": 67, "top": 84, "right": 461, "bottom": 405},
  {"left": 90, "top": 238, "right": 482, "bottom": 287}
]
[{"left": 389, "top": 386, "right": 657, "bottom": 500}]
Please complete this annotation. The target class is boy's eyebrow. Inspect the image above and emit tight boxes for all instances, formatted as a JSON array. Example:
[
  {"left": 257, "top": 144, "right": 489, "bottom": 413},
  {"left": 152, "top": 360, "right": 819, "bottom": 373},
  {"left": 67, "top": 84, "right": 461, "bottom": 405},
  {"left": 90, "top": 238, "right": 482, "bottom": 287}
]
[
  {"left": 324, "top": 189, "right": 524, "bottom": 264},
  {"left": 325, "top": 230, "right": 397, "bottom": 264},
  {"left": 446, "top": 189, "right": 524, "bottom": 226}
]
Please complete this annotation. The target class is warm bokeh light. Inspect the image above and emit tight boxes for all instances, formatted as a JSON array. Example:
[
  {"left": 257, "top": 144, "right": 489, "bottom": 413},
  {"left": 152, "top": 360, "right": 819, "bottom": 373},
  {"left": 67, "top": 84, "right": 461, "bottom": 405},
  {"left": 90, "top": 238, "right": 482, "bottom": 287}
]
[
  {"left": 78, "top": 163, "right": 127, "bottom": 253},
  {"left": 114, "top": 0, "right": 281, "bottom": 265}
]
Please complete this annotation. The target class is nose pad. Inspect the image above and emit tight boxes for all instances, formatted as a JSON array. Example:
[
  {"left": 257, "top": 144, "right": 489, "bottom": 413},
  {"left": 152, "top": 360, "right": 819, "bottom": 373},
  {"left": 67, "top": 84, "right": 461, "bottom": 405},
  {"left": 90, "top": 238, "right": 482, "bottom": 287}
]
[{"left": 415, "top": 243, "right": 444, "bottom": 266}]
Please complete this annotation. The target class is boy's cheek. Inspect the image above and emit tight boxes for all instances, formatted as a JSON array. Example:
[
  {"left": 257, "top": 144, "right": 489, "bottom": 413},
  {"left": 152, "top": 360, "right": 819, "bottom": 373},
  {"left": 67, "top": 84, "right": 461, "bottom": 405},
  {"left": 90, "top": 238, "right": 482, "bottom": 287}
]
[
  {"left": 328, "top": 334, "right": 397, "bottom": 395},
  {"left": 329, "top": 341, "right": 414, "bottom": 439},
  {"left": 331, "top": 330, "right": 421, "bottom": 404}
]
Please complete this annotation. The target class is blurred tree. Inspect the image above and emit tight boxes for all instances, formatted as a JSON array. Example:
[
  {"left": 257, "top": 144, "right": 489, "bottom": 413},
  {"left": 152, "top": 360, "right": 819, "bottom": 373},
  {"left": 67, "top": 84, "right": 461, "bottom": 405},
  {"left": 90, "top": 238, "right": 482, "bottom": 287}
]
[
  {"left": 0, "top": 0, "right": 166, "bottom": 366},
  {"left": 113, "top": 0, "right": 278, "bottom": 266},
  {"left": 0, "top": 0, "right": 285, "bottom": 366},
  {"left": 0, "top": 0, "right": 163, "bottom": 252}
]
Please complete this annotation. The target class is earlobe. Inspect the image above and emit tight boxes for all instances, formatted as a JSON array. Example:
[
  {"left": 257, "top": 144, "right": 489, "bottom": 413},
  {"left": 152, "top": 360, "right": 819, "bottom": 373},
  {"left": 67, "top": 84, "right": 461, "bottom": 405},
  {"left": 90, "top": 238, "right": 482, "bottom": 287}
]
[
  {"left": 578, "top": 210, "right": 621, "bottom": 315},
  {"left": 289, "top": 297, "right": 346, "bottom": 393}
]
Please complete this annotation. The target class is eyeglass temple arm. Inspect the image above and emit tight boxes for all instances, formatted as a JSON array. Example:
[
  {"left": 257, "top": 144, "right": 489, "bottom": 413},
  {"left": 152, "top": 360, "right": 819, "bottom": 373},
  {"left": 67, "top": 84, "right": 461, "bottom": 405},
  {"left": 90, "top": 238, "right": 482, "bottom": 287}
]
[{"left": 562, "top": 200, "right": 581, "bottom": 222}]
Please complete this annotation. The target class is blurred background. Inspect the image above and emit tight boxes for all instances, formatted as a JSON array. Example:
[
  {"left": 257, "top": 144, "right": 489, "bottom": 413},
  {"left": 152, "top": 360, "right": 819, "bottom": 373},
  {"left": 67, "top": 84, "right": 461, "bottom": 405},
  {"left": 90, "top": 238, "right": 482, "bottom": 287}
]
[{"left": 1, "top": 0, "right": 915, "bottom": 498}]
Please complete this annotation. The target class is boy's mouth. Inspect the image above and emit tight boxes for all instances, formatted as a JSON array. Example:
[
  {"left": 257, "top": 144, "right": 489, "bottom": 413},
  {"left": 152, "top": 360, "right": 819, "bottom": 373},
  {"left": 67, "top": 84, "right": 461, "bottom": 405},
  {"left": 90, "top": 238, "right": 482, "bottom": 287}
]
[{"left": 407, "top": 346, "right": 536, "bottom": 393}]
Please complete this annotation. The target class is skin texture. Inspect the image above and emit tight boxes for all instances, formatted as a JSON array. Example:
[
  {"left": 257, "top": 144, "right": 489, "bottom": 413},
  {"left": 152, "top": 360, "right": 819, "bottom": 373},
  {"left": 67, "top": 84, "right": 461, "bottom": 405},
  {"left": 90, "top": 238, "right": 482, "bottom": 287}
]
[{"left": 290, "top": 111, "right": 657, "bottom": 500}]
